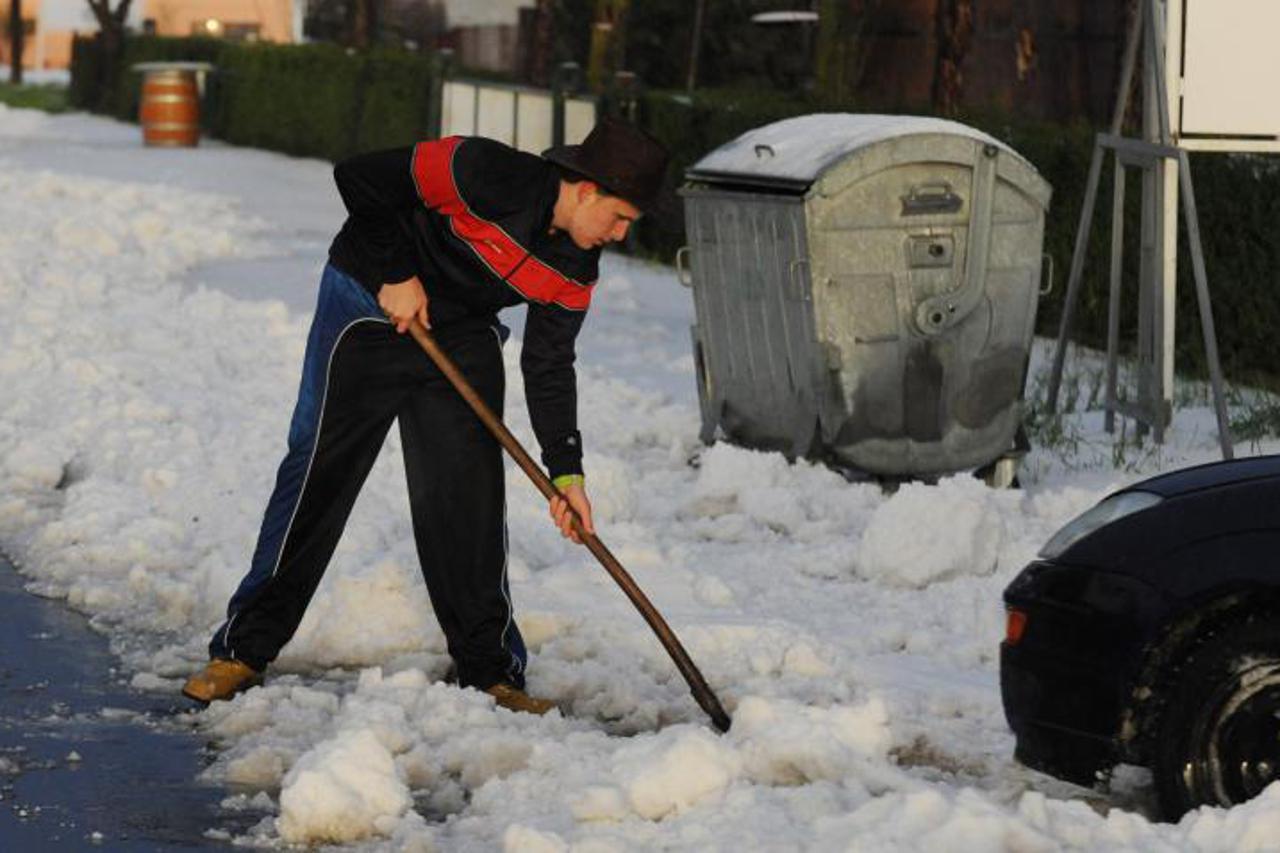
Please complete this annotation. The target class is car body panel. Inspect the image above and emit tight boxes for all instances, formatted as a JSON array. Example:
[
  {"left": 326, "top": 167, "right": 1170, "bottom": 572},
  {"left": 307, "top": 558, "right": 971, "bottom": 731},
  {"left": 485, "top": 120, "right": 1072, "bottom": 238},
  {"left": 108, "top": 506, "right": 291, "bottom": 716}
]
[
  {"left": 1002, "top": 455, "right": 1280, "bottom": 787},
  {"left": 1122, "top": 454, "right": 1280, "bottom": 499},
  {"left": 1058, "top": 478, "right": 1280, "bottom": 576},
  {"left": 1002, "top": 562, "right": 1170, "bottom": 782}
]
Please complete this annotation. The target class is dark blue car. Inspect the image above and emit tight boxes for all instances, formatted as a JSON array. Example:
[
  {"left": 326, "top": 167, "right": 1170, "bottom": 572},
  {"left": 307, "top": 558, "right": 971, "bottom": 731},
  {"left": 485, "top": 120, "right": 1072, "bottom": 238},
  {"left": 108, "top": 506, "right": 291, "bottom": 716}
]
[{"left": 1002, "top": 454, "right": 1280, "bottom": 819}]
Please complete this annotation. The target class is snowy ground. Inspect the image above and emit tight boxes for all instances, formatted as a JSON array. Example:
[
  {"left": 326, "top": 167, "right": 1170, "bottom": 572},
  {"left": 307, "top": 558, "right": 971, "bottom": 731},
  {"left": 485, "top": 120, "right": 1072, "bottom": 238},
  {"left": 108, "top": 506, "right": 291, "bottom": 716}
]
[{"left": 3, "top": 103, "right": 1280, "bottom": 850}]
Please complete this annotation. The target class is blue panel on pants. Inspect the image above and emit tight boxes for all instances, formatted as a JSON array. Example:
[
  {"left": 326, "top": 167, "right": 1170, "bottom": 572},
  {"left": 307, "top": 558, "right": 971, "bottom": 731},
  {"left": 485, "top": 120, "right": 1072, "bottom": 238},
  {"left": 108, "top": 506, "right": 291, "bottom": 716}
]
[{"left": 221, "top": 265, "right": 384, "bottom": 623}]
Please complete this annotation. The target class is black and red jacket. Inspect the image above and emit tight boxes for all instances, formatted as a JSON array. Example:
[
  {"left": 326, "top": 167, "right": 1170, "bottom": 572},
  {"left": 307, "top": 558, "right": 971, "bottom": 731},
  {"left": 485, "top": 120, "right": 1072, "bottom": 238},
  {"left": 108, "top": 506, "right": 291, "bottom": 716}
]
[{"left": 328, "top": 136, "right": 599, "bottom": 479}]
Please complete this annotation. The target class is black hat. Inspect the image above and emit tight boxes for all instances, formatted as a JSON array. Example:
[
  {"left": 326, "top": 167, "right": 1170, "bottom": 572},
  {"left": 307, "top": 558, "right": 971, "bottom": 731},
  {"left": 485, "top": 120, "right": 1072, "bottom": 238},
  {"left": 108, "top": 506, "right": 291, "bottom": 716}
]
[{"left": 543, "top": 116, "right": 670, "bottom": 214}]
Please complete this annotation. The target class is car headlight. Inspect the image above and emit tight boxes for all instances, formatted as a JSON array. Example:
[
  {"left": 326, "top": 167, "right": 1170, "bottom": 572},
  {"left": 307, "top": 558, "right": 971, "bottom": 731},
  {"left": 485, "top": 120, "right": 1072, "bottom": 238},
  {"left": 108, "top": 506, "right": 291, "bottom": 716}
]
[{"left": 1038, "top": 490, "right": 1164, "bottom": 559}]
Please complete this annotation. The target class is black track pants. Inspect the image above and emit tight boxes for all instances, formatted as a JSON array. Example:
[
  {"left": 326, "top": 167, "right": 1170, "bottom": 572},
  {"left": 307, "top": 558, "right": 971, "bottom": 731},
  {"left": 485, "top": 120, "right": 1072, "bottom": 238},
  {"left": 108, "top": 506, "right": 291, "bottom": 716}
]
[{"left": 210, "top": 265, "right": 527, "bottom": 689}]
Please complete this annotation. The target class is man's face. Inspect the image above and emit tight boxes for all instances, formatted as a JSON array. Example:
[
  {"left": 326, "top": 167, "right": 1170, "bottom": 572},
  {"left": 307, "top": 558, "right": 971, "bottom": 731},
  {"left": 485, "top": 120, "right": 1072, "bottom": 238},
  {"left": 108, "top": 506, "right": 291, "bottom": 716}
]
[{"left": 566, "top": 183, "right": 641, "bottom": 250}]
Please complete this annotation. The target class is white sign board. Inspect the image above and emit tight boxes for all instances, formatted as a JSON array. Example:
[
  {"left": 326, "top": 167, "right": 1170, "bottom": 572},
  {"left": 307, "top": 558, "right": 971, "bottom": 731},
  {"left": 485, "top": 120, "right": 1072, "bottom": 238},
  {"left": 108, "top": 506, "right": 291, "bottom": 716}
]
[{"left": 1175, "top": 0, "right": 1280, "bottom": 147}]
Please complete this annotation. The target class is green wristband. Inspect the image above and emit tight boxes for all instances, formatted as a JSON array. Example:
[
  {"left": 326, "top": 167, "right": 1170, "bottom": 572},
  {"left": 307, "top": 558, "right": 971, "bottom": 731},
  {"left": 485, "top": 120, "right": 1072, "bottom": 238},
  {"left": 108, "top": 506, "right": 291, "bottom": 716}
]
[{"left": 552, "top": 474, "right": 585, "bottom": 491}]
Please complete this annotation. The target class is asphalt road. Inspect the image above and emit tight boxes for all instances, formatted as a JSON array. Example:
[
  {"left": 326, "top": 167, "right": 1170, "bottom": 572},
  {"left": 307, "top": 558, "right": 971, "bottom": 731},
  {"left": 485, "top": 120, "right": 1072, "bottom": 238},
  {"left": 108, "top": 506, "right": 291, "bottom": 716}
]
[{"left": 0, "top": 554, "right": 252, "bottom": 850}]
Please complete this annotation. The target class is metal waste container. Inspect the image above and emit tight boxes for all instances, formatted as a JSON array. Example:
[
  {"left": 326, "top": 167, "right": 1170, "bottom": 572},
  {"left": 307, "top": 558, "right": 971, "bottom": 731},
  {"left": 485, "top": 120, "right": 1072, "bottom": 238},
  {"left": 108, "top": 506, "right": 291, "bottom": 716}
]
[{"left": 678, "top": 114, "right": 1052, "bottom": 477}]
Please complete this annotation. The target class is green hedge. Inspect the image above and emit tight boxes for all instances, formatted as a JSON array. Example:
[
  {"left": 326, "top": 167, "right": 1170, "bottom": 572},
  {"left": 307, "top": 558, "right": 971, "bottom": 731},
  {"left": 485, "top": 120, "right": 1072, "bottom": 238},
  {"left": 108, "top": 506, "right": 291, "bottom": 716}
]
[
  {"left": 69, "top": 35, "right": 224, "bottom": 120},
  {"left": 70, "top": 36, "right": 434, "bottom": 161},
  {"left": 1180, "top": 156, "right": 1280, "bottom": 388},
  {"left": 212, "top": 43, "right": 366, "bottom": 159},
  {"left": 70, "top": 37, "right": 1280, "bottom": 388}
]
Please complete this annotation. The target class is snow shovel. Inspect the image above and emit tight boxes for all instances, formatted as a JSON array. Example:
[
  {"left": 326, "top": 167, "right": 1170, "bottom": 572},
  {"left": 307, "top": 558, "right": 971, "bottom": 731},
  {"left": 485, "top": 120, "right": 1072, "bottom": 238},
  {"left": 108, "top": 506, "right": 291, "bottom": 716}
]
[{"left": 407, "top": 320, "right": 732, "bottom": 733}]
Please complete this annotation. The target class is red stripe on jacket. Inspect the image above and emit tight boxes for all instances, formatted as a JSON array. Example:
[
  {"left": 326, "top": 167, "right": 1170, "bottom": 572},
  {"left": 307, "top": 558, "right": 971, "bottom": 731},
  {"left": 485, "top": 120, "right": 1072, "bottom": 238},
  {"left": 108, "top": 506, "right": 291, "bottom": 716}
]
[{"left": 412, "top": 137, "right": 593, "bottom": 312}]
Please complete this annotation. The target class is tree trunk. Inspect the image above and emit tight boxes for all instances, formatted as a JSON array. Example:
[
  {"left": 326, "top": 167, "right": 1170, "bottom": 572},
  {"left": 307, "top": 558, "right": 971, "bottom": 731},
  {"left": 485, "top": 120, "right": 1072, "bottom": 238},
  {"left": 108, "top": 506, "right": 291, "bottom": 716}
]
[
  {"left": 95, "top": 27, "right": 121, "bottom": 110},
  {"left": 529, "top": 0, "right": 553, "bottom": 86},
  {"left": 1118, "top": 0, "right": 1140, "bottom": 133},
  {"left": 685, "top": 0, "right": 705, "bottom": 93},
  {"left": 815, "top": 0, "right": 882, "bottom": 103},
  {"left": 346, "top": 0, "right": 377, "bottom": 48},
  {"left": 9, "top": 0, "right": 23, "bottom": 84},
  {"left": 814, "top": 0, "right": 847, "bottom": 101},
  {"left": 84, "top": 0, "right": 132, "bottom": 110},
  {"left": 932, "top": 0, "right": 974, "bottom": 116},
  {"left": 587, "top": 0, "right": 628, "bottom": 94}
]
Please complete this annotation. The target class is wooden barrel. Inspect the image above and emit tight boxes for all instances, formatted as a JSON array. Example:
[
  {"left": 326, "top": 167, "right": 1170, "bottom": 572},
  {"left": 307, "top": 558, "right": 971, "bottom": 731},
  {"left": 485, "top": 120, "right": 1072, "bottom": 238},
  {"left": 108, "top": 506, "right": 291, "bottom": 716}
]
[{"left": 139, "top": 69, "right": 200, "bottom": 147}]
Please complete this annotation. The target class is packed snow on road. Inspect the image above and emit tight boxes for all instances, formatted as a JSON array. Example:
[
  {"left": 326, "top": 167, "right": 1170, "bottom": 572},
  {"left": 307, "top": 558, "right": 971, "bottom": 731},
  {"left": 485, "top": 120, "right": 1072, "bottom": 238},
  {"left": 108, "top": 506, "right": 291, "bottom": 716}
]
[{"left": 3, "top": 103, "right": 1279, "bottom": 850}]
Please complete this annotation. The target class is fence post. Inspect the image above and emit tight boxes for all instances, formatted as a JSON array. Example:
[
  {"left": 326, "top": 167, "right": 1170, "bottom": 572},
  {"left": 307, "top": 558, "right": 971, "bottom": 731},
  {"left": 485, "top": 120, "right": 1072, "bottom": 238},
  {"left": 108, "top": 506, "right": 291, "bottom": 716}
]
[
  {"left": 552, "top": 60, "right": 580, "bottom": 147},
  {"left": 609, "top": 69, "right": 639, "bottom": 122},
  {"left": 426, "top": 47, "right": 453, "bottom": 139}
]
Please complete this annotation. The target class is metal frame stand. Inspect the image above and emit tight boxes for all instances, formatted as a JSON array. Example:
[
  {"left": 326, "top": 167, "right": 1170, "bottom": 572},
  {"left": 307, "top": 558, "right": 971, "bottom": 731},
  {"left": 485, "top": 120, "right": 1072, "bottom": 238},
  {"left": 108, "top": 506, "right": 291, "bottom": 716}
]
[{"left": 1045, "top": 0, "right": 1232, "bottom": 459}]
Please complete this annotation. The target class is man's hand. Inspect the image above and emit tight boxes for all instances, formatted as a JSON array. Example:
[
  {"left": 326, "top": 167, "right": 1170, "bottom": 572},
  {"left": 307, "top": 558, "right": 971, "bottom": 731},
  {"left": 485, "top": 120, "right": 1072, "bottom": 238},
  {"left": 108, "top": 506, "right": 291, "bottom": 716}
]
[
  {"left": 549, "top": 481, "right": 594, "bottom": 544},
  {"left": 379, "top": 275, "right": 430, "bottom": 333}
]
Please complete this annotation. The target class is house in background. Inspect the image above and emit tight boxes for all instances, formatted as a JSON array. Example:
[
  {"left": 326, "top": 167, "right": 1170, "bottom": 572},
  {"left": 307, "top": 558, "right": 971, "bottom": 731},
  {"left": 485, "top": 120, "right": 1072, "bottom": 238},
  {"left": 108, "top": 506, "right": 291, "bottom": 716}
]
[
  {"left": 7, "top": 0, "right": 528, "bottom": 76},
  {"left": 436, "top": 0, "right": 526, "bottom": 74},
  {"left": 0, "top": 0, "right": 137, "bottom": 71},
  {"left": 142, "top": 0, "right": 295, "bottom": 43},
  {"left": 2, "top": 0, "right": 295, "bottom": 71}
]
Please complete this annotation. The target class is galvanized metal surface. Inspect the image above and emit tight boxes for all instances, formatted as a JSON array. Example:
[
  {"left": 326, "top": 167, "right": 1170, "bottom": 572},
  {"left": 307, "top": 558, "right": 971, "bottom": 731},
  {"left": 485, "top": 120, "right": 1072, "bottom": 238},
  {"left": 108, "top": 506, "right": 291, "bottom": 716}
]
[
  {"left": 683, "top": 118, "right": 1052, "bottom": 476},
  {"left": 687, "top": 114, "right": 1023, "bottom": 189},
  {"left": 685, "top": 189, "right": 819, "bottom": 457}
]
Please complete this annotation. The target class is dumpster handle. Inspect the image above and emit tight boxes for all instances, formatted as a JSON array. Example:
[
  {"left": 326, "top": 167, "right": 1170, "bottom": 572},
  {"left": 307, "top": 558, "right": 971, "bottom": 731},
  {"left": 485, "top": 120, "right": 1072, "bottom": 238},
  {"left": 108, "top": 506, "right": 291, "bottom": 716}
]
[
  {"left": 902, "top": 181, "right": 962, "bottom": 216},
  {"left": 789, "top": 258, "right": 811, "bottom": 302},
  {"left": 676, "top": 246, "right": 694, "bottom": 288},
  {"left": 1040, "top": 251, "right": 1055, "bottom": 297}
]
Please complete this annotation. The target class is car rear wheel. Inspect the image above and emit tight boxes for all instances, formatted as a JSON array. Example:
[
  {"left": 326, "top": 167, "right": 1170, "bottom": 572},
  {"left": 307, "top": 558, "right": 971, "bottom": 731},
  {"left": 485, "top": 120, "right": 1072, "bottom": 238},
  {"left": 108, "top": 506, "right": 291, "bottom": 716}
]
[{"left": 1154, "top": 615, "right": 1280, "bottom": 820}]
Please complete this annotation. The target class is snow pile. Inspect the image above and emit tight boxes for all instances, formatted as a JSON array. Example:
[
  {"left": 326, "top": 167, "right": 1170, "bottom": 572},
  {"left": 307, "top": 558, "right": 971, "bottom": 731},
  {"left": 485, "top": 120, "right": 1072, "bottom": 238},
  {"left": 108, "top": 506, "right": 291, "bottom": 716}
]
[
  {"left": 2, "top": 105, "right": 1279, "bottom": 850},
  {"left": 278, "top": 727, "right": 411, "bottom": 843},
  {"left": 608, "top": 729, "right": 738, "bottom": 819},
  {"left": 730, "top": 695, "right": 891, "bottom": 785},
  {"left": 858, "top": 476, "right": 1007, "bottom": 587},
  {"left": 0, "top": 163, "right": 281, "bottom": 640},
  {"left": 1175, "top": 784, "right": 1280, "bottom": 849}
]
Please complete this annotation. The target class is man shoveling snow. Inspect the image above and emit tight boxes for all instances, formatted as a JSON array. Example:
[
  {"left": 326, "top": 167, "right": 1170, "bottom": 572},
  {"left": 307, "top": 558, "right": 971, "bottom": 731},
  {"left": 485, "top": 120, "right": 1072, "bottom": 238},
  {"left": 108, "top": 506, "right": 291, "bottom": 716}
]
[{"left": 183, "top": 118, "right": 670, "bottom": 714}]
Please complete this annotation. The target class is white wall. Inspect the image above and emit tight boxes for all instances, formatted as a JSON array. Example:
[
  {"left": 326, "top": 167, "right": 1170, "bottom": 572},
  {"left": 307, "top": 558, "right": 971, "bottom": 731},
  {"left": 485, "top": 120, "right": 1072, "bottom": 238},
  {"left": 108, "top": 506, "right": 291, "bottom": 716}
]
[
  {"left": 441, "top": 0, "right": 525, "bottom": 29},
  {"left": 39, "top": 0, "right": 144, "bottom": 30}
]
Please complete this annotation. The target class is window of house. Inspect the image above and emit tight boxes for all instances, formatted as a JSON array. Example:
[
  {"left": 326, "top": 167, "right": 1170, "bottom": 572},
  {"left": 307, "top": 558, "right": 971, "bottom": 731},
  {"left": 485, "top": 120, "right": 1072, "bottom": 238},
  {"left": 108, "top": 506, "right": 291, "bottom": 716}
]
[
  {"left": 223, "top": 23, "right": 261, "bottom": 41},
  {"left": 190, "top": 20, "right": 260, "bottom": 41}
]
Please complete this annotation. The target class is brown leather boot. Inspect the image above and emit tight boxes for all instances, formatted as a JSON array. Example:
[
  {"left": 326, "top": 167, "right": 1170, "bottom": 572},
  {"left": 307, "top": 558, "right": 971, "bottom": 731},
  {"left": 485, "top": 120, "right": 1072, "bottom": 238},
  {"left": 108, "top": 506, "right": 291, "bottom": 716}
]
[
  {"left": 182, "top": 658, "right": 263, "bottom": 703},
  {"left": 483, "top": 682, "right": 556, "bottom": 715}
]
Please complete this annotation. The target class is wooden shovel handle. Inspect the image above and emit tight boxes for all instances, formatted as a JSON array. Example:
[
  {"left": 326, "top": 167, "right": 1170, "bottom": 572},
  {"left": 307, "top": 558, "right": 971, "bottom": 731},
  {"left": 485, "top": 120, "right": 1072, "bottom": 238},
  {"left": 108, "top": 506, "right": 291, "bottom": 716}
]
[{"left": 407, "top": 320, "right": 732, "bottom": 732}]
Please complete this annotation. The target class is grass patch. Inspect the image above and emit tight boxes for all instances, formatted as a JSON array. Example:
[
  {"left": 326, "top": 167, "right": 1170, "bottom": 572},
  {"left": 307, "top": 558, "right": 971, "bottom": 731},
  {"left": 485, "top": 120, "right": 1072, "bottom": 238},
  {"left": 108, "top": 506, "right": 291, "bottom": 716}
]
[
  {"left": 0, "top": 82, "right": 70, "bottom": 113},
  {"left": 1229, "top": 394, "right": 1280, "bottom": 443}
]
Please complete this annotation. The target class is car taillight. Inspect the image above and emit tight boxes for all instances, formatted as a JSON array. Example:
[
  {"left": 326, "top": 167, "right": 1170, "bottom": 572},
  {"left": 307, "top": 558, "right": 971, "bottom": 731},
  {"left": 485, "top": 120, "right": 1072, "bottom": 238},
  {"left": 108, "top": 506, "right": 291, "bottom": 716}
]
[{"left": 1005, "top": 608, "right": 1028, "bottom": 645}]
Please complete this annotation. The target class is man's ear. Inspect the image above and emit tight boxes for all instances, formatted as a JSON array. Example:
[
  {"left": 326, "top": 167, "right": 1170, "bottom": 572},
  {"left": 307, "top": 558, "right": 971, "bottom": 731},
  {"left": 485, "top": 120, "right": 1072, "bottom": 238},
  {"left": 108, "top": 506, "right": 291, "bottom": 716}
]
[{"left": 576, "top": 181, "right": 599, "bottom": 204}]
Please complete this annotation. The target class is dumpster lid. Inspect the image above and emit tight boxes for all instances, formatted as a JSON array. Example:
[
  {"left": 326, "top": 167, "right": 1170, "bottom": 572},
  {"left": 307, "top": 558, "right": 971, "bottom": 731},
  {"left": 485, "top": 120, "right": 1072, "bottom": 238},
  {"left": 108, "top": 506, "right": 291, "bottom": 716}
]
[{"left": 686, "top": 113, "right": 1017, "bottom": 191}]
